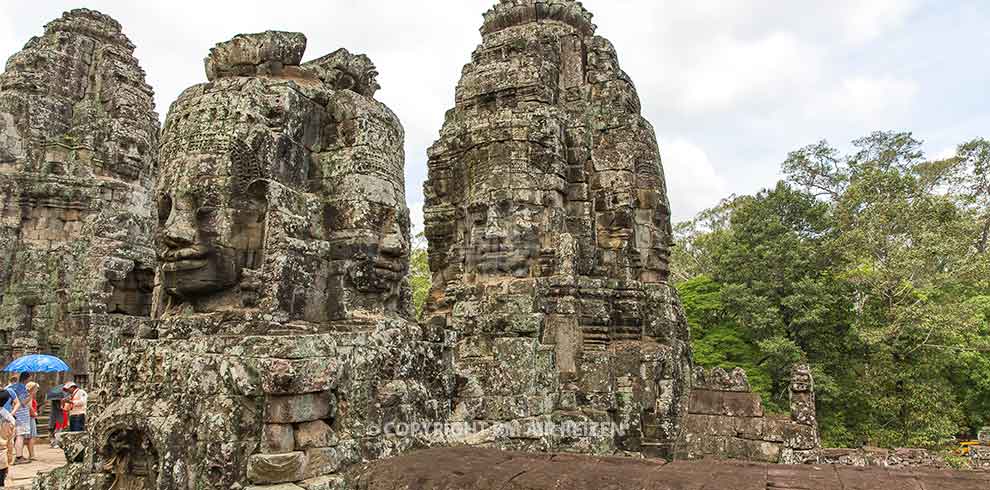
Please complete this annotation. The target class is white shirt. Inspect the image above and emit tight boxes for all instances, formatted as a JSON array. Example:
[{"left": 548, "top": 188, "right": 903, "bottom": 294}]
[{"left": 69, "top": 388, "right": 87, "bottom": 416}]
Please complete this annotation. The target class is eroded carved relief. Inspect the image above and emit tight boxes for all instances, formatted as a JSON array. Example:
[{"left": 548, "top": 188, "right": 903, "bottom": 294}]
[
  {"left": 423, "top": 0, "right": 690, "bottom": 458},
  {"left": 39, "top": 29, "right": 448, "bottom": 490},
  {"left": 0, "top": 8, "right": 158, "bottom": 383},
  {"left": 153, "top": 32, "right": 409, "bottom": 321},
  {"left": 102, "top": 428, "right": 160, "bottom": 490}
]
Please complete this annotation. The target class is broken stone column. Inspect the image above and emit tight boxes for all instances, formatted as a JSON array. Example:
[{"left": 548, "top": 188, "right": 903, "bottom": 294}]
[
  {"left": 39, "top": 30, "right": 450, "bottom": 490},
  {"left": 0, "top": 9, "right": 159, "bottom": 392},
  {"left": 423, "top": 0, "right": 691, "bottom": 459}
]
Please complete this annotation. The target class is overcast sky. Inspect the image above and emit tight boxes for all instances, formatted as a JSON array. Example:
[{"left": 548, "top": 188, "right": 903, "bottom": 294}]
[{"left": 2, "top": 1, "right": 988, "bottom": 229}]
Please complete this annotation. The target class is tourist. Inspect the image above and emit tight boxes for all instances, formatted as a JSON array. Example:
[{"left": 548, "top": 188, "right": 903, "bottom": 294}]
[
  {"left": 0, "top": 386, "right": 16, "bottom": 471},
  {"left": 25, "top": 382, "right": 39, "bottom": 461},
  {"left": 10, "top": 372, "right": 30, "bottom": 464},
  {"left": 62, "top": 382, "right": 87, "bottom": 432},
  {"left": 0, "top": 407, "right": 11, "bottom": 487},
  {"left": 50, "top": 388, "right": 66, "bottom": 447}
]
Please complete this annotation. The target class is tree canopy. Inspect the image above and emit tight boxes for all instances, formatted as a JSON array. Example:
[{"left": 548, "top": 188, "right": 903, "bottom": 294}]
[{"left": 676, "top": 132, "right": 990, "bottom": 448}]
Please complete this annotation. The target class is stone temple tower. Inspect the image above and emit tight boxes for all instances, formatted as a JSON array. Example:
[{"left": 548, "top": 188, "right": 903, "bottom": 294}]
[
  {"left": 423, "top": 0, "right": 692, "bottom": 458},
  {"left": 0, "top": 9, "right": 159, "bottom": 385},
  {"left": 40, "top": 30, "right": 449, "bottom": 490}
]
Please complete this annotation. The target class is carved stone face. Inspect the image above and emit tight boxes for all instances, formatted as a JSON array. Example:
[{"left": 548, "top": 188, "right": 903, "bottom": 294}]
[
  {"left": 326, "top": 199, "right": 410, "bottom": 310},
  {"left": 157, "top": 155, "right": 265, "bottom": 300},
  {"left": 464, "top": 197, "right": 540, "bottom": 278},
  {"left": 597, "top": 206, "right": 634, "bottom": 250}
]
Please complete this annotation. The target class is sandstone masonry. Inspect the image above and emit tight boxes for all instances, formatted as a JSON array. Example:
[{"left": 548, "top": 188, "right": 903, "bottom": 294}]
[{"left": 0, "top": 9, "right": 158, "bottom": 393}]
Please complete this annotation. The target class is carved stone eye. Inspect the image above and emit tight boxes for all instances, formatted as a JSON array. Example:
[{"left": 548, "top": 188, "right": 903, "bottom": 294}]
[{"left": 336, "top": 74, "right": 356, "bottom": 91}]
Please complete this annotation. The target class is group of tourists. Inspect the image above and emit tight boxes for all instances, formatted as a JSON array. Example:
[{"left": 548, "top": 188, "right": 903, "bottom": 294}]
[{"left": 0, "top": 373, "right": 86, "bottom": 485}]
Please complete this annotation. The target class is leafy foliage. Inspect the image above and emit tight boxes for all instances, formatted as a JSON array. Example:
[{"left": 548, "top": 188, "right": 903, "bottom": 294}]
[
  {"left": 675, "top": 131, "right": 990, "bottom": 449},
  {"left": 409, "top": 233, "right": 431, "bottom": 319}
]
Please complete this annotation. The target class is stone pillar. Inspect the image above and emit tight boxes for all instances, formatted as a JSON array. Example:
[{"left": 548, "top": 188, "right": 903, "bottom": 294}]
[
  {"left": 973, "top": 427, "right": 990, "bottom": 469},
  {"left": 789, "top": 364, "right": 817, "bottom": 428}
]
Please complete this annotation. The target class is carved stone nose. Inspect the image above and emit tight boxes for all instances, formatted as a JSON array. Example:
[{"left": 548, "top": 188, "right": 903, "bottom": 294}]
[
  {"left": 160, "top": 199, "right": 197, "bottom": 248},
  {"left": 380, "top": 230, "right": 406, "bottom": 257}
]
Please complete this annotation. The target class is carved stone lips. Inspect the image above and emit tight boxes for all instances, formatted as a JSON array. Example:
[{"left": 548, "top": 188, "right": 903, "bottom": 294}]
[
  {"left": 161, "top": 259, "right": 208, "bottom": 272},
  {"left": 160, "top": 246, "right": 210, "bottom": 272},
  {"left": 373, "top": 257, "right": 405, "bottom": 274}
]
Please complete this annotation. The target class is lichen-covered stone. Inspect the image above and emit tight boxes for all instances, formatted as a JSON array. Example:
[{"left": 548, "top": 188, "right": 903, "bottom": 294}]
[
  {"left": 205, "top": 31, "right": 307, "bottom": 81},
  {"left": 248, "top": 452, "right": 308, "bottom": 484},
  {"left": 0, "top": 8, "right": 158, "bottom": 387},
  {"left": 294, "top": 420, "right": 337, "bottom": 450},
  {"left": 675, "top": 364, "right": 821, "bottom": 463},
  {"left": 298, "top": 475, "right": 347, "bottom": 490},
  {"left": 40, "top": 25, "right": 448, "bottom": 490},
  {"left": 422, "top": 0, "right": 691, "bottom": 459},
  {"left": 265, "top": 392, "right": 336, "bottom": 424},
  {"left": 262, "top": 424, "right": 297, "bottom": 454}
]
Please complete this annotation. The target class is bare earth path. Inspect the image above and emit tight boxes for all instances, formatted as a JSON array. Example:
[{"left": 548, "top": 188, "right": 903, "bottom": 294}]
[{"left": 354, "top": 447, "right": 990, "bottom": 490}]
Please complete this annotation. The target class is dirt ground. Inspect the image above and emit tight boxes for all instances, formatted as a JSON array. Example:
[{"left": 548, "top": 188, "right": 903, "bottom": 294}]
[{"left": 4, "top": 444, "right": 65, "bottom": 489}]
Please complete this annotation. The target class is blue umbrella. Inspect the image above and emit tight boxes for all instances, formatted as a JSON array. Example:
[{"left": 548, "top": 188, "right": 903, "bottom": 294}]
[{"left": 2, "top": 354, "right": 70, "bottom": 373}]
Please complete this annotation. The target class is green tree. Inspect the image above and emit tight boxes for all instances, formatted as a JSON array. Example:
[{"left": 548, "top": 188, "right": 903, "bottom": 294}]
[
  {"left": 782, "top": 132, "right": 990, "bottom": 447},
  {"left": 409, "top": 232, "right": 431, "bottom": 319},
  {"left": 675, "top": 131, "right": 990, "bottom": 448}
]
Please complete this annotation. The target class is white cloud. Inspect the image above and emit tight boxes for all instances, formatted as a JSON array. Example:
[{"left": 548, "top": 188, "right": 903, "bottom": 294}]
[
  {"left": 673, "top": 32, "right": 817, "bottom": 113},
  {"left": 839, "top": 0, "right": 922, "bottom": 44},
  {"left": 932, "top": 145, "right": 958, "bottom": 161},
  {"left": 807, "top": 76, "right": 919, "bottom": 123},
  {"left": 660, "top": 138, "right": 729, "bottom": 221}
]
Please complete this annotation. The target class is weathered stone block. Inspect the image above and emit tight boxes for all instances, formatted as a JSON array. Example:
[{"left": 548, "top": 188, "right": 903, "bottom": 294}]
[
  {"left": 721, "top": 391, "right": 764, "bottom": 417},
  {"left": 205, "top": 31, "right": 307, "bottom": 81},
  {"left": 303, "top": 442, "right": 361, "bottom": 479},
  {"left": 760, "top": 419, "right": 787, "bottom": 443},
  {"left": 484, "top": 395, "right": 530, "bottom": 420},
  {"left": 709, "top": 416, "right": 737, "bottom": 437},
  {"left": 248, "top": 452, "right": 307, "bottom": 484},
  {"left": 295, "top": 420, "right": 338, "bottom": 450},
  {"left": 687, "top": 389, "right": 721, "bottom": 415},
  {"left": 734, "top": 417, "right": 764, "bottom": 440},
  {"left": 265, "top": 391, "right": 337, "bottom": 423},
  {"left": 751, "top": 441, "right": 782, "bottom": 463},
  {"left": 298, "top": 475, "right": 347, "bottom": 490},
  {"left": 262, "top": 424, "right": 297, "bottom": 454},
  {"left": 783, "top": 422, "right": 818, "bottom": 450},
  {"left": 57, "top": 431, "right": 92, "bottom": 464},
  {"left": 971, "top": 445, "right": 990, "bottom": 460}
]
